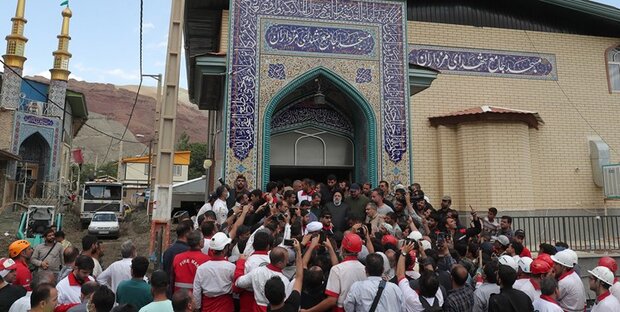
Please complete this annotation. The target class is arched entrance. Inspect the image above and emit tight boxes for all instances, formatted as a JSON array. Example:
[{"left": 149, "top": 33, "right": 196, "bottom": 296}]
[
  {"left": 16, "top": 132, "right": 51, "bottom": 198},
  {"left": 262, "top": 67, "right": 377, "bottom": 185}
]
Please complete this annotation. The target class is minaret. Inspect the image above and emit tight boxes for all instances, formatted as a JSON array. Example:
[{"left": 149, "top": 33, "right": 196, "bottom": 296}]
[
  {"left": 0, "top": 0, "right": 28, "bottom": 109},
  {"left": 47, "top": 6, "right": 72, "bottom": 118}
]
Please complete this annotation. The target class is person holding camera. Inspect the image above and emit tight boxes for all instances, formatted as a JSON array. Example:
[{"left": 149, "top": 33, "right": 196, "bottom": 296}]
[{"left": 265, "top": 239, "right": 303, "bottom": 312}]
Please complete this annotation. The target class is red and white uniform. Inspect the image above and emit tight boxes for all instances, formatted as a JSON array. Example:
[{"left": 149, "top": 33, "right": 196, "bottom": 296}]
[
  {"left": 56, "top": 273, "right": 95, "bottom": 304},
  {"left": 591, "top": 291, "right": 620, "bottom": 312},
  {"left": 193, "top": 257, "right": 235, "bottom": 312},
  {"left": 235, "top": 262, "right": 292, "bottom": 311},
  {"left": 244, "top": 251, "right": 270, "bottom": 274},
  {"left": 513, "top": 278, "right": 540, "bottom": 302},
  {"left": 297, "top": 190, "right": 313, "bottom": 203},
  {"left": 557, "top": 270, "right": 586, "bottom": 312},
  {"left": 172, "top": 250, "right": 210, "bottom": 293},
  {"left": 533, "top": 295, "right": 563, "bottom": 312},
  {"left": 325, "top": 256, "right": 367, "bottom": 312},
  {"left": 234, "top": 251, "right": 269, "bottom": 312},
  {"left": 13, "top": 259, "right": 31, "bottom": 291}
]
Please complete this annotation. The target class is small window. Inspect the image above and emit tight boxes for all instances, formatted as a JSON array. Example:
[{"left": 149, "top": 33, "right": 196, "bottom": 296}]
[
  {"left": 173, "top": 165, "right": 182, "bottom": 176},
  {"left": 609, "top": 46, "right": 620, "bottom": 92}
]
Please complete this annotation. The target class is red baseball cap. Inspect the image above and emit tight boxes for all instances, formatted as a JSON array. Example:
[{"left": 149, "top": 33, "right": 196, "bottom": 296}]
[
  {"left": 0, "top": 258, "right": 17, "bottom": 278},
  {"left": 342, "top": 233, "right": 363, "bottom": 253}
]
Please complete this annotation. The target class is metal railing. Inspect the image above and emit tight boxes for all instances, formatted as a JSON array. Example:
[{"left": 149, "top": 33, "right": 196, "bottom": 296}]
[{"left": 513, "top": 216, "right": 620, "bottom": 252}]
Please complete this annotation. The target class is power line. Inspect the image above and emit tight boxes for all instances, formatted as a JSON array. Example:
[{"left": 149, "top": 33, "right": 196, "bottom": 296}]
[
  {"left": 101, "top": 0, "right": 145, "bottom": 164},
  {"left": 0, "top": 58, "right": 142, "bottom": 143},
  {"left": 522, "top": 30, "right": 619, "bottom": 157}
]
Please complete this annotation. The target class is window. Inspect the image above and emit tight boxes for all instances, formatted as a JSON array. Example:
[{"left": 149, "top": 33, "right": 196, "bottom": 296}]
[
  {"left": 173, "top": 165, "right": 182, "bottom": 176},
  {"left": 143, "top": 164, "right": 150, "bottom": 175},
  {"left": 609, "top": 46, "right": 620, "bottom": 92}
]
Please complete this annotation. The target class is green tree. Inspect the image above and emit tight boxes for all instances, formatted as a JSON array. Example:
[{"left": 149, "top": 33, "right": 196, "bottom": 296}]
[
  {"left": 186, "top": 142, "right": 207, "bottom": 179},
  {"left": 77, "top": 161, "right": 118, "bottom": 185},
  {"left": 176, "top": 131, "right": 191, "bottom": 150}
]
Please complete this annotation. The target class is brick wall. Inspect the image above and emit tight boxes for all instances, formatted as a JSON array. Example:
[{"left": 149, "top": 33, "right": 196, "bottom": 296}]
[{"left": 408, "top": 21, "right": 620, "bottom": 211}]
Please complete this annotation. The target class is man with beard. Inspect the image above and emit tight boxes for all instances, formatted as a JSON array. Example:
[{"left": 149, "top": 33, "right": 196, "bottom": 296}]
[
  {"left": 57, "top": 255, "right": 95, "bottom": 306},
  {"left": 81, "top": 235, "right": 103, "bottom": 278},
  {"left": 8, "top": 240, "right": 33, "bottom": 290},
  {"left": 325, "top": 191, "right": 348, "bottom": 237},
  {"left": 227, "top": 174, "right": 250, "bottom": 209},
  {"left": 344, "top": 184, "right": 369, "bottom": 223},
  {"left": 30, "top": 229, "right": 64, "bottom": 273}
]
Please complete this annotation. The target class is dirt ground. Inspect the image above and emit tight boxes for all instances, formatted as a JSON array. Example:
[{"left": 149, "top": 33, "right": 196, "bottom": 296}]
[{"left": 0, "top": 205, "right": 154, "bottom": 268}]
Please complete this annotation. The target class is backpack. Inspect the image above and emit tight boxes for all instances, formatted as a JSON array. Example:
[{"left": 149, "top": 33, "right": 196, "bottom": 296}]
[{"left": 420, "top": 296, "right": 443, "bottom": 312}]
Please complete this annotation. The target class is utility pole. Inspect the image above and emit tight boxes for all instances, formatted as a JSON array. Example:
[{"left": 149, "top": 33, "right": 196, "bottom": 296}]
[
  {"left": 149, "top": 0, "right": 184, "bottom": 268},
  {"left": 141, "top": 73, "right": 162, "bottom": 217},
  {"left": 117, "top": 139, "right": 124, "bottom": 180}
]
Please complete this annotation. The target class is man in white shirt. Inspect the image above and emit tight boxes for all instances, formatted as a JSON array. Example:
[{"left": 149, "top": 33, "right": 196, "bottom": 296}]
[
  {"left": 236, "top": 246, "right": 293, "bottom": 310},
  {"left": 514, "top": 257, "right": 538, "bottom": 302},
  {"left": 370, "top": 189, "right": 393, "bottom": 215},
  {"left": 80, "top": 235, "right": 103, "bottom": 278},
  {"left": 598, "top": 256, "right": 620, "bottom": 302},
  {"left": 589, "top": 266, "right": 620, "bottom": 312},
  {"left": 9, "top": 270, "right": 55, "bottom": 312},
  {"left": 397, "top": 242, "right": 444, "bottom": 312},
  {"left": 193, "top": 232, "right": 236, "bottom": 312},
  {"left": 56, "top": 255, "right": 95, "bottom": 305},
  {"left": 304, "top": 233, "right": 367, "bottom": 312},
  {"left": 96, "top": 240, "right": 135, "bottom": 293},
  {"left": 213, "top": 186, "right": 230, "bottom": 225},
  {"left": 344, "top": 253, "right": 402, "bottom": 312},
  {"left": 532, "top": 277, "right": 563, "bottom": 312},
  {"left": 551, "top": 249, "right": 586, "bottom": 312}
]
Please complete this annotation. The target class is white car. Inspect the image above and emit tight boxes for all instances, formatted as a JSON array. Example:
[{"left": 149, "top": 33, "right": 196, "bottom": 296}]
[{"left": 88, "top": 212, "right": 120, "bottom": 238}]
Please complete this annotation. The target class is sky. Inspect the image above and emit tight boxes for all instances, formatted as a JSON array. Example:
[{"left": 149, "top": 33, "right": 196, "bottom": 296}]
[{"left": 1, "top": 0, "right": 619, "bottom": 90}]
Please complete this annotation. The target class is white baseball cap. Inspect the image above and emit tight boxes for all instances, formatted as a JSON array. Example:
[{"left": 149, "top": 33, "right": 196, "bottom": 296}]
[
  {"left": 518, "top": 257, "right": 533, "bottom": 274},
  {"left": 408, "top": 231, "right": 423, "bottom": 241}
]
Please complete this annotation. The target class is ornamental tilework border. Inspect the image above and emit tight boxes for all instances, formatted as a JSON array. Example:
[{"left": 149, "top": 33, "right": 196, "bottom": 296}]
[
  {"left": 226, "top": 0, "right": 411, "bottom": 187},
  {"left": 11, "top": 112, "right": 61, "bottom": 181}
]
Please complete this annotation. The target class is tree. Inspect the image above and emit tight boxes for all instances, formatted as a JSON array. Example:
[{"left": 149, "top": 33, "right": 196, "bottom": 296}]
[
  {"left": 175, "top": 131, "right": 208, "bottom": 180},
  {"left": 176, "top": 131, "right": 191, "bottom": 150}
]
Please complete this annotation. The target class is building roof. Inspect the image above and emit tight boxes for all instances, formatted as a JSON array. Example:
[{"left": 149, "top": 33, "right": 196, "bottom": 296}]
[
  {"left": 0, "top": 149, "right": 21, "bottom": 161},
  {"left": 428, "top": 105, "right": 544, "bottom": 129},
  {"left": 122, "top": 151, "right": 191, "bottom": 165}
]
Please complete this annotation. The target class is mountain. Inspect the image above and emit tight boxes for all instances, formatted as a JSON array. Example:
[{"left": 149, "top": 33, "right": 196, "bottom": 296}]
[{"left": 28, "top": 76, "right": 209, "bottom": 164}]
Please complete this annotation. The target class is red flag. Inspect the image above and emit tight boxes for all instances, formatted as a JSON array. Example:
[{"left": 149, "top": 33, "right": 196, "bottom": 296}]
[{"left": 72, "top": 149, "right": 84, "bottom": 164}]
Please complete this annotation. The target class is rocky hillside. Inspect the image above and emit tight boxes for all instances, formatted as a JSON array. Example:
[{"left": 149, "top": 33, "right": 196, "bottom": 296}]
[{"left": 29, "top": 76, "right": 209, "bottom": 164}]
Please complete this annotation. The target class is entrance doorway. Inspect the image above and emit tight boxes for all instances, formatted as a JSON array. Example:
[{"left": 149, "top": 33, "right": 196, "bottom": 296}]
[
  {"left": 264, "top": 68, "right": 377, "bottom": 185},
  {"left": 17, "top": 133, "right": 50, "bottom": 198}
]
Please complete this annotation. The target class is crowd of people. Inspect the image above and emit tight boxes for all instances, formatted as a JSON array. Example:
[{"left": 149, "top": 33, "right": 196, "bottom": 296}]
[{"left": 1, "top": 174, "right": 619, "bottom": 312}]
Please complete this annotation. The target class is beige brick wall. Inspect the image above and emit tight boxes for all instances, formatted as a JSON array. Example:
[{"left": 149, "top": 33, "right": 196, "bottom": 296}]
[{"left": 408, "top": 21, "right": 620, "bottom": 211}]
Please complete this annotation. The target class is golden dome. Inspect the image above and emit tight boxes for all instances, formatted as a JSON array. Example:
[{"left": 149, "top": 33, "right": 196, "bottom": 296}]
[{"left": 62, "top": 7, "right": 72, "bottom": 18}]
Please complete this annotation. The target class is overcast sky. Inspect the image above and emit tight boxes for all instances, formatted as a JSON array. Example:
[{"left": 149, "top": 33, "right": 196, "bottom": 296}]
[{"left": 1, "top": 0, "right": 619, "bottom": 89}]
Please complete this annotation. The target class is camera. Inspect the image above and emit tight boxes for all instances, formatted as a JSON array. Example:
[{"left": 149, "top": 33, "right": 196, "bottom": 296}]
[
  {"left": 436, "top": 232, "right": 447, "bottom": 248},
  {"left": 275, "top": 213, "right": 286, "bottom": 222},
  {"left": 404, "top": 238, "right": 419, "bottom": 250},
  {"left": 283, "top": 239, "right": 294, "bottom": 247}
]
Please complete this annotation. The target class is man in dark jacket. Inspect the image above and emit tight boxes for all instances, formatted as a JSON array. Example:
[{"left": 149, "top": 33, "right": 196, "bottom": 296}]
[{"left": 488, "top": 264, "right": 534, "bottom": 312}]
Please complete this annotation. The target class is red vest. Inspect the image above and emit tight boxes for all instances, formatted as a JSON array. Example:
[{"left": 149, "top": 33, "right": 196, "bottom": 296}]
[{"left": 172, "top": 250, "right": 210, "bottom": 292}]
